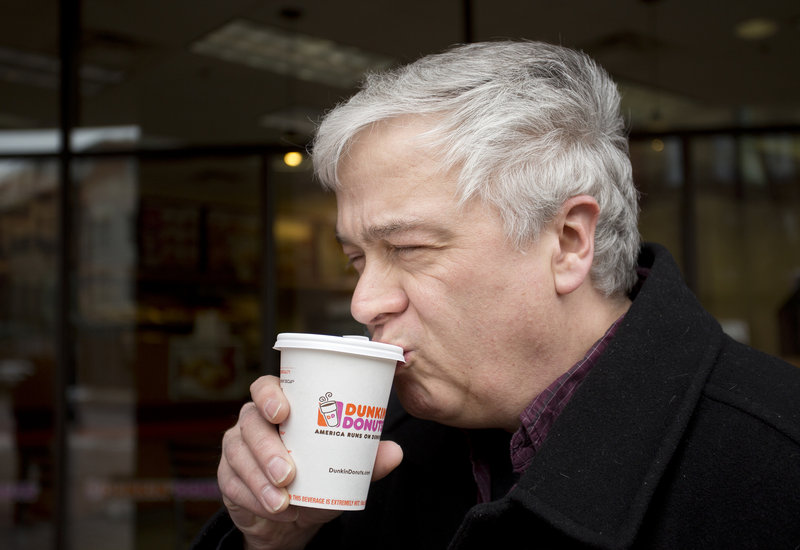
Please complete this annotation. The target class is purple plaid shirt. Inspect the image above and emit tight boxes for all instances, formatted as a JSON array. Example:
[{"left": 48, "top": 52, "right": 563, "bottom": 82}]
[{"left": 472, "top": 315, "right": 625, "bottom": 503}]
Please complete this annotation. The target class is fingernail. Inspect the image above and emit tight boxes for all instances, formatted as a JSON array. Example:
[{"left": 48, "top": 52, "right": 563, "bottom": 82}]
[
  {"left": 264, "top": 399, "right": 282, "bottom": 421},
  {"left": 267, "top": 456, "right": 292, "bottom": 485},
  {"left": 261, "top": 484, "right": 288, "bottom": 512}
]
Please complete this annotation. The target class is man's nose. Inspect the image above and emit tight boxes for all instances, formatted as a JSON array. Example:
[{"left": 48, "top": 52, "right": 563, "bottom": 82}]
[{"left": 350, "top": 264, "right": 408, "bottom": 326}]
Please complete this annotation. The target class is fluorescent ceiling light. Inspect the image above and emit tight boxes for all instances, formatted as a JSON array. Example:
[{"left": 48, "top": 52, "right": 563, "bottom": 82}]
[
  {"left": 734, "top": 18, "right": 778, "bottom": 40},
  {"left": 0, "top": 46, "right": 123, "bottom": 94},
  {"left": 191, "top": 19, "right": 395, "bottom": 89}
]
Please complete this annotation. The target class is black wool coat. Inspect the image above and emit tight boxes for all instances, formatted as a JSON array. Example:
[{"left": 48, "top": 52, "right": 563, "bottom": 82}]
[{"left": 193, "top": 243, "right": 800, "bottom": 549}]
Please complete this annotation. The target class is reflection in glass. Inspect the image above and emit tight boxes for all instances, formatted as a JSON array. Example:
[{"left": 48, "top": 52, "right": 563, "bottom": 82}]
[
  {"left": 67, "top": 155, "right": 265, "bottom": 548},
  {"left": 71, "top": 156, "right": 138, "bottom": 548},
  {"left": 692, "top": 134, "right": 800, "bottom": 358},
  {"left": 0, "top": 159, "right": 58, "bottom": 548}
]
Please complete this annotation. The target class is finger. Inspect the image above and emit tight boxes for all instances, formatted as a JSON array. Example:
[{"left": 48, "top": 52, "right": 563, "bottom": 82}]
[
  {"left": 218, "top": 454, "right": 268, "bottom": 516},
  {"left": 238, "top": 403, "right": 296, "bottom": 487},
  {"left": 372, "top": 440, "right": 403, "bottom": 481},
  {"left": 220, "top": 448, "right": 303, "bottom": 530},
  {"left": 250, "top": 375, "right": 290, "bottom": 424},
  {"left": 220, "top": 423, "right": 289, "bottom": 513},
  {"left": 222, "top": 447, "right": 294, "bottom": 517},
  {"left": 222, "top": 404, "right": 295, "bottom": 514},
  {"left": 223, "top": 492, "right": 300, "bottom": 533}
]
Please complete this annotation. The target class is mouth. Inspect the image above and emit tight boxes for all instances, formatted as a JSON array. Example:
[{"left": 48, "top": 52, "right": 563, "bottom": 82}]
[
  {"left": 385, "top": 347, "right": 411, "bottom": 372},
  {"left": 369, "top": 334, "right": 410, "bottom": 368},
  {"left": 396, "top": 349, "right": 413, "bottom": 370}
]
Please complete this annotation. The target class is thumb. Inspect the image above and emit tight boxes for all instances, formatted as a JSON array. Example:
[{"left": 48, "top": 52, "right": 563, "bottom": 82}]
[{"left": 372, "top": 440, "right": 403, "bottom": 481}]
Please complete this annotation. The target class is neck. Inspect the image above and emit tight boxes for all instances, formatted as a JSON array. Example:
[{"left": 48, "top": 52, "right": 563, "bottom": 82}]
[
  {"left": 497, "top": 288, "right": 630, "bottom": 434},
  {"left": 559, "top": 285, "right": 631, "bottom": 373}
]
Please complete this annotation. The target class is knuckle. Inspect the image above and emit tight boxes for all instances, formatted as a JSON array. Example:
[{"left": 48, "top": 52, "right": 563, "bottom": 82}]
[
  {"left": 238, "top": 401, "right": 257, "bottom": 421},
  {"left": 222, "top": 423, "right": 240, "bottom": 445}
]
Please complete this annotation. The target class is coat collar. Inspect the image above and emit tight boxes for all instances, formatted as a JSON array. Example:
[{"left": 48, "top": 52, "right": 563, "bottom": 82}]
[{"left": 507, "top": 243, "right": 724, "bottom": 548}]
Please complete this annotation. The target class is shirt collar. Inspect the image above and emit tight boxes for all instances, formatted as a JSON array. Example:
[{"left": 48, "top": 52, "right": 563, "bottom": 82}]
[{"left": 510, "top": 314, "right": 626, "bottom": 473}]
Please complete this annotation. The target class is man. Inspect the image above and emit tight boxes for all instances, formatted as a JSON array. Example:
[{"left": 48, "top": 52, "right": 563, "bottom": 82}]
[{"left": 193, "top": 41, "right": 800, "bottom": 549}]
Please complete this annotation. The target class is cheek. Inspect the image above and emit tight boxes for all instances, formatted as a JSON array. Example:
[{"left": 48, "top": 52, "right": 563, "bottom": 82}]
[{"left": 402, "top": 246, "right": 551, "bottom": 334}]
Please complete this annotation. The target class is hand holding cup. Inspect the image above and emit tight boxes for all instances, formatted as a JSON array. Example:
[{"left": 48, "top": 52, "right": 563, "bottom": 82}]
[{"left": 217, "top": 334, "right": 404, "bottom": 549}]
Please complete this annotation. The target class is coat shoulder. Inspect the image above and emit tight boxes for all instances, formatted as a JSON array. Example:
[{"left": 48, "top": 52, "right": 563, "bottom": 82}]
[{"left": 704, "top": 335, "right": 800, "bottom": 444}]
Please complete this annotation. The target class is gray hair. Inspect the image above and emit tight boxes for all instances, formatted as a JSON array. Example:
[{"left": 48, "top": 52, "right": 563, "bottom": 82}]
[{"left": 313, "top": 40, "right": 640, "bottom": 296}]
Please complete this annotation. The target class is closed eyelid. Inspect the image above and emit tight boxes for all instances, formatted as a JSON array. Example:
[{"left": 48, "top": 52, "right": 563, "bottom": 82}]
[
  {"left": 335, "top": 232, "right": 353, "bottom": 247},
  {"left": 343, "top": 248, "right": 364, "bottom": 265},
  {"left": 389, "top": 244, "right": 427, "bottom": 252}
]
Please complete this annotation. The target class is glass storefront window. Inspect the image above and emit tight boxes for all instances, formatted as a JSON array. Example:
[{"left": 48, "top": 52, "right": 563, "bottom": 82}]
[
  {"left": 271, "top": 155, "right": 359, "bottom": 337},
  {"left": 0, "top": 144, "right": 358, "bottom": 549},
  {"left": 632, "top": 136, "right": 685, "bottom": 267},
  {"left": 691, "top": 134, "right": 800, "bottom": 359},
  {"left": 68, "top": 154, "right": 263, "bottom": 548},
  {"left": 0, "top": 1, "right": 59, "bottom": 546},
  {"left": 0, "top": 158, "right": 59, "bottom": 548},
  {"left": 55, "top": 150, "right": 355, "bottom": 549}
]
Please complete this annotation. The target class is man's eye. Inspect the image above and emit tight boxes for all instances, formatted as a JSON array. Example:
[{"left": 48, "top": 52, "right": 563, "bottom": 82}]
[
  {"left": 391, "top": 245, "right": 424, "bottom": 254},
  {"left": 346, "top": 255, "right": 365, "bottom": 271}
]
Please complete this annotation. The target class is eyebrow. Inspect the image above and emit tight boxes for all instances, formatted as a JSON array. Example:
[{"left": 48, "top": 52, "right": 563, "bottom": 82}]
[{"left": 336, "top": 218, "right": 453, "bottom": 246}]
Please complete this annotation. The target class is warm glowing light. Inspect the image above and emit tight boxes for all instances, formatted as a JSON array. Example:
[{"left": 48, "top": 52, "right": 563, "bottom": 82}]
[
  {"left": 735, "top": 18, "right": 778, "bottom": 40},
  {"left": 651, "top": 138, "right": 665, "bottom": 153},
  {"left": 284, "top": 151, "right": 303, "bottom": 167}
]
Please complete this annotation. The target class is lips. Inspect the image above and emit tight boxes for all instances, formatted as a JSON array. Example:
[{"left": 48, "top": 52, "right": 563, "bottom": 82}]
[
  {"left": 371, "top": 335, "right": 409, "bottom": 365},
  {"left": 394, "top": 347, "right": 415, "bottom": 370}
]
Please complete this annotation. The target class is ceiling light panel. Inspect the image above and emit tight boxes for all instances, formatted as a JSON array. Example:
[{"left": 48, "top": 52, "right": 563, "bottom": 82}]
[
  {"left": 734, "top": 17, "right": 779, "bottom": 40},
  {"left": 191, "top": 19, "right": 395, "bottom": 89},
  {"left": 0, "top": 46, "right": 123, "bottom": 94}
]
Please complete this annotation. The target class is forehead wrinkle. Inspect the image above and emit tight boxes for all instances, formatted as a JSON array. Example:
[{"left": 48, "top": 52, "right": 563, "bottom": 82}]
[{"left": 336, "top": 218, "right": 453, "bottom": 246}]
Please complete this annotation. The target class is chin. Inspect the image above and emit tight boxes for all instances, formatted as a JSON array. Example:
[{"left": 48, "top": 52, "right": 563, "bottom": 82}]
[
  {"left": 394, "top": 379, "right": 469, "bottom": 428},
  {"left": 394, "top": 379, "right": 442, "bottom": 422}
]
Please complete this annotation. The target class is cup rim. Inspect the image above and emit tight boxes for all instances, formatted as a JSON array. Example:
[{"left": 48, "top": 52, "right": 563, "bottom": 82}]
[{"left": 273, "top": 332, "right": 405, "bottom": 362}]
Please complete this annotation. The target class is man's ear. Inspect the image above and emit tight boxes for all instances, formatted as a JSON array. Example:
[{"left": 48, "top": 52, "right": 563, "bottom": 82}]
[{"left": 552, "top": 195, "right": 600, "bottom": 296}]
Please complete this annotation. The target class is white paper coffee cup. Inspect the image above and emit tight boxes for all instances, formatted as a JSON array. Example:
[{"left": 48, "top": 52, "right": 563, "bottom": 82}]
[{"left": 274, "top": 333, "right": 404, "bottom": 510}]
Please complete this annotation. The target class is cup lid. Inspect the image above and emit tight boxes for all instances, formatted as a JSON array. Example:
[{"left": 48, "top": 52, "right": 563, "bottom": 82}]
[{"left": 274, "top": 333, "right": 405, "bottom": 362}]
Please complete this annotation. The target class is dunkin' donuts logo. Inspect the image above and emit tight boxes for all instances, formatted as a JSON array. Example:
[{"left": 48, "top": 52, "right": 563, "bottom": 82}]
[{"left": 316, "top": 392, "right": 386, "bottom": 436}]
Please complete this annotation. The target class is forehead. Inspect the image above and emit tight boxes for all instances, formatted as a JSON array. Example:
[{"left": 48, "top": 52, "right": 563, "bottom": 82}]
[
  {"left": 337, "top": 116, "right": 443, "bottom": 180},
  {"left": 332, "top": 120, "right": 514, "bottom": 258},
  {"left": 331, "top": 115, "right": 513, "bottom": 251},
  {"left": 336, "top": 118, "right": 458, "bottom": 209}
]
